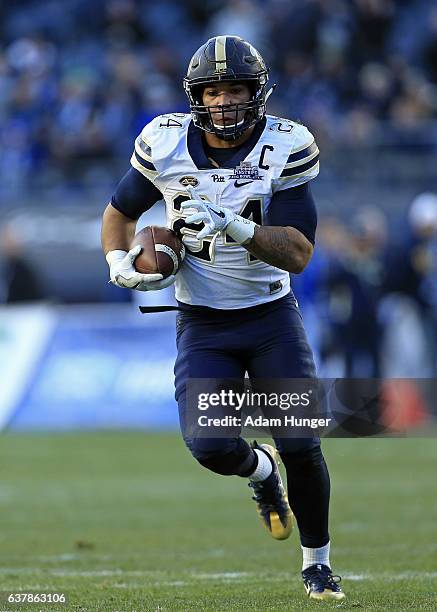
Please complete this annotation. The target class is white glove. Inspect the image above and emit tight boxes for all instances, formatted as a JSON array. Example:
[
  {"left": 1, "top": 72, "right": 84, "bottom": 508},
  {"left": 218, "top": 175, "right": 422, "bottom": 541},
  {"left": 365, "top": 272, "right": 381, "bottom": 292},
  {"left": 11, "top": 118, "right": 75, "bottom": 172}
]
[
  {"left": 181, "top": 188, "right": 257, "bottom": 244},
  {"left": 106, "top": 246, "right": 176, "bottom": 291}
]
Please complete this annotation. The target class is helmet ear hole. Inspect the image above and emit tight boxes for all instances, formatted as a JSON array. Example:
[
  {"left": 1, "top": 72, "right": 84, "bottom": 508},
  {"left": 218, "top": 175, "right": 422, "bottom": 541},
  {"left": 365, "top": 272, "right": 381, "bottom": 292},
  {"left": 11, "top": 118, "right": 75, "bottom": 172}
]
[
  {"left": 247, "top": 81, "right": 257, "bottom": 98},
  {"left": 191, "top": 85, "right": 204, "bottom": 105}
]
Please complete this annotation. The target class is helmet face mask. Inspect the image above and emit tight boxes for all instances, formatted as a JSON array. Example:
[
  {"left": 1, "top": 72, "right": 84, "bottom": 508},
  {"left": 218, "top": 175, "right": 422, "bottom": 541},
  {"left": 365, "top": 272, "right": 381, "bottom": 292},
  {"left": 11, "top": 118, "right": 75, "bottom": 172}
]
[{"left": 184, "top": 36, "right": 269, "bottom": 141}]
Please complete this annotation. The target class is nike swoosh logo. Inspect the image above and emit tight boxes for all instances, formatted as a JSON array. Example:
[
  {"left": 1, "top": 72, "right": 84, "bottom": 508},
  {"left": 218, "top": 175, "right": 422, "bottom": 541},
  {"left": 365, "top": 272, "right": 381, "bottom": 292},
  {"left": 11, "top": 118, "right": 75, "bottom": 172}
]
[
  {"left": 212, "top": 209, "right": 225, "bottom": 218},
  {"left": 234, "top": 180, "right": 253, "bottom": 188}
]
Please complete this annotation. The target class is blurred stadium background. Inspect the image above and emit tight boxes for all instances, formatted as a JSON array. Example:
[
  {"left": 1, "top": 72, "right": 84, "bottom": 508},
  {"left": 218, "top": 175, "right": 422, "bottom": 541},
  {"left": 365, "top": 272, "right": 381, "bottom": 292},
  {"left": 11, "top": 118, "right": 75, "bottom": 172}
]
[
  {"left": 1, "top": 3, "right": 437, "bottom": 610},
  {"left": 0, "top": 0, "right": 436, "bottom": 430}
]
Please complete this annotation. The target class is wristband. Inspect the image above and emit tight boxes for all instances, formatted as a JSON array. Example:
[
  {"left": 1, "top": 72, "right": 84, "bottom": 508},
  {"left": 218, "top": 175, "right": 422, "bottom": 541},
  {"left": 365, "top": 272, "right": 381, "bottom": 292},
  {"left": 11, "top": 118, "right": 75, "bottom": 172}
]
[
  {"left": 105, "top": 250, "right": 127, "bottom": 266},
  {"left": 225, "top": 215, "right": 257, "bottom": 245}
]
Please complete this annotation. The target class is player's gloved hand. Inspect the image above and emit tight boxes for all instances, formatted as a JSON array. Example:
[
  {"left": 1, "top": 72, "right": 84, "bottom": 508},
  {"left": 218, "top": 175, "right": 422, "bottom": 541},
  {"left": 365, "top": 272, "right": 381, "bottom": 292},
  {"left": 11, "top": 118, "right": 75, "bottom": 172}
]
[
  {"left": 106, "top": 246, "right": 176, "bottom": 291},
  {"left": 181, "top": 194, "right": 233, "bottom": 239},
  {"left": 181, "top": 188, "right": 257, "bottom": 244}
]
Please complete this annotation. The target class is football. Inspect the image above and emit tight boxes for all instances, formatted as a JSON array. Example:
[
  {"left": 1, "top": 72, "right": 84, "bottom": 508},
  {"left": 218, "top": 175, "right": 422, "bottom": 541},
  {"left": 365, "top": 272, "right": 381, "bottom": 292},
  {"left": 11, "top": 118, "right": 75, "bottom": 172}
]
[{"left": 130, "top": 226, "right": 185, "bottom": 278}]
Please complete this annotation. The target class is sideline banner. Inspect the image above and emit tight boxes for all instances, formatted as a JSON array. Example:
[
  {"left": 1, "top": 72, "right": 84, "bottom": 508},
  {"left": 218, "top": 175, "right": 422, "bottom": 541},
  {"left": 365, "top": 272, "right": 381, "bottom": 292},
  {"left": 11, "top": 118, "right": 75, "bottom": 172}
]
[
  {"left": 0, "top": 305, "right": 55, "bottom": 429},
  {"left": 4, "top": 305, "right": 178, "bottom": 430},
  {"left": 2, "top": 305, "right": 435, "bottom": 434}
]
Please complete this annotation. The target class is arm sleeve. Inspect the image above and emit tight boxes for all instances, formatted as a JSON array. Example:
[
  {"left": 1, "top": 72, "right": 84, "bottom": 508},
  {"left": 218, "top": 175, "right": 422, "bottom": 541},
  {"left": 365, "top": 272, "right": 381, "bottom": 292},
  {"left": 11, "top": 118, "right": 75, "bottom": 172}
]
[
  {"left": 111, "top": 167, "right": 163, "bottom": 221},
  {"left": 266, "top": 182, "right": 318, "bottom": 245}
]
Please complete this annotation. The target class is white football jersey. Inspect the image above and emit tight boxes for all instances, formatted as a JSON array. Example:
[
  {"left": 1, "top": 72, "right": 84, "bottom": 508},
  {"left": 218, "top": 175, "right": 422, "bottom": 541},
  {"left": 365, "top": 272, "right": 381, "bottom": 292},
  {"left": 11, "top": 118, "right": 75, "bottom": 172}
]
[{"left": 130, "top": 113, "right": 319, "bottom": 309}]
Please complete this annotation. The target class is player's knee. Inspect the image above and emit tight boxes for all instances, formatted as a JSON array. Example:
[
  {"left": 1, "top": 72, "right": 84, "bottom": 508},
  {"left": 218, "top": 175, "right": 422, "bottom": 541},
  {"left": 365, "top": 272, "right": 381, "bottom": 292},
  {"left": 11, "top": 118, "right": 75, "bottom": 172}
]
[
  {"left": 185, "top": 437, "right": 254, "bottom": 476},
  {"left": 185, "top": 437, "right": 230, "bottom": 461}
]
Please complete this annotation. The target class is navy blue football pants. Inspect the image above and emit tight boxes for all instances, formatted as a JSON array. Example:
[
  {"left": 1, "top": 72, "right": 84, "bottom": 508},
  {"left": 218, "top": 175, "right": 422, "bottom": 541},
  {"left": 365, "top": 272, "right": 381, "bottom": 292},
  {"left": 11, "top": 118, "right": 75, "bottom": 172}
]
[
  {"left": 175, "top": 293, "right": 319, "bottom": 457},
  {"left": 174, "top": 293, "right": 330, "bottom": 547}
]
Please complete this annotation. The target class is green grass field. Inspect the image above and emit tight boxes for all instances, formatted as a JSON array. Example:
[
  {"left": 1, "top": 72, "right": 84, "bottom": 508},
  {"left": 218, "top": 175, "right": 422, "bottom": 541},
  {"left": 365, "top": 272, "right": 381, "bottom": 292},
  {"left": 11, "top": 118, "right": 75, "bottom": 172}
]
[{"left": 0, "top": 432, "right": 436, "bottom": 611}]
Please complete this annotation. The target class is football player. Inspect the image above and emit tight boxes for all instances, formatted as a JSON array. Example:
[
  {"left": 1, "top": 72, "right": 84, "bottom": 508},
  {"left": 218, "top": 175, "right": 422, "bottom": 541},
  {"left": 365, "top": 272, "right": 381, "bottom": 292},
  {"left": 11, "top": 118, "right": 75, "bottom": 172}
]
[{"left": 101, "top": 35, "right": 345, "bottom": 601}]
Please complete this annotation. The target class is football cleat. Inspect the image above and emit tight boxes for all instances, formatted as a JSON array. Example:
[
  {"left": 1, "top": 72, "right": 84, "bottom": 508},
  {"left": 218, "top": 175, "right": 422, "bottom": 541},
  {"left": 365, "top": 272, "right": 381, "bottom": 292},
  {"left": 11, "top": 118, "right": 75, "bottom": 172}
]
[
  {"left": 302, "top": 564, "right": 345, "bottom": 601},
  {"left": 248, "top": 441, "right": 293, "bottom": 540}
]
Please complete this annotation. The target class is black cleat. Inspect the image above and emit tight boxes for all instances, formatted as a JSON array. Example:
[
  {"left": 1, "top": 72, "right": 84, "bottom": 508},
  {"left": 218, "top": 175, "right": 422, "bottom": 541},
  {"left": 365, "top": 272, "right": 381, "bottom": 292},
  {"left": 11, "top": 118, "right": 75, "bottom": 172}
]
[
  {"left": 302, "top": 563, "right": 345, "bottom": 601},
  {"left": 248, "top": 441, "right": 293, "bottom": 540}
]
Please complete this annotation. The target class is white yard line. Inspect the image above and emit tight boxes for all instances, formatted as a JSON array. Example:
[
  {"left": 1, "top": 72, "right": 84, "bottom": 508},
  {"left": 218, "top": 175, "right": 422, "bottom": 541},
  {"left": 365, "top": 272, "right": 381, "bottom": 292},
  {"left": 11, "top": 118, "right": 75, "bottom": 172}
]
[
  {"left": 0, "top": 568, "right": 36, "bottom": 574},
  {"left": 193, "top": 572, "right": 252, "bottom": 580},
  {"left": 51, "top": 570, "right": 161, "bottom": 577},
  {"left": 1, "top": 568, "right": 436, "bottom": 582},
  {"left": 114, "top": 581, "right": 188, "bottom": 588}
]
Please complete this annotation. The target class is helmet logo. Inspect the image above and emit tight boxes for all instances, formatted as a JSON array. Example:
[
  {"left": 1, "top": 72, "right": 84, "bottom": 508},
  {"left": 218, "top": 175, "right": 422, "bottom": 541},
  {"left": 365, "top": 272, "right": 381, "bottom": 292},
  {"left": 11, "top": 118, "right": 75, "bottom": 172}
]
[
  {"left": 249, "top": 44, "right": 264, "bottom": 66},
  {"left": 188, "top": 56, "right": 199, "bottom": 72}
]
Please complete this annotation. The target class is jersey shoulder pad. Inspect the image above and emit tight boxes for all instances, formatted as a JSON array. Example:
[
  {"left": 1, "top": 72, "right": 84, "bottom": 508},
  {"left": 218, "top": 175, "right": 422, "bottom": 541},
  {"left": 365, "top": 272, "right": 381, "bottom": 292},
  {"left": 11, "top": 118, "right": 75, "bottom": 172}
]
[
  {"left": 275, "top": 122, "right": 319, "bottom": 190},
  {"left": 130, "top": 114, "right": 190, "bottom": 181},
  {"left": 141, "top": 113, "right": 190, "bottom": 142}
]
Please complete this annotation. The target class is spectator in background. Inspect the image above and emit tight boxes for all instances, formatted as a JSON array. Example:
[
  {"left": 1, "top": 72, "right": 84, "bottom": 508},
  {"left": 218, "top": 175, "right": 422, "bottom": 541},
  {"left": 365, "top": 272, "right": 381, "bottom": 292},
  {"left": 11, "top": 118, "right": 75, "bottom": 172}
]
[
  {"left": 318, "top": 209, "right": 387, "bottom": 377},
  {"left": 384, "top": 193, "right": 437, "bottom": 373},
  {"left": 422, "top": 6, "right": 437, "bottom": 83},
  {"left": 1, "top": 0, "right": 436, "bottom": 199},
  {"left": 0, "top": 224, "right": 46, "bottom": 303},
  {"left": 207, "top": 0, "right": 268, "bottom": 50}
]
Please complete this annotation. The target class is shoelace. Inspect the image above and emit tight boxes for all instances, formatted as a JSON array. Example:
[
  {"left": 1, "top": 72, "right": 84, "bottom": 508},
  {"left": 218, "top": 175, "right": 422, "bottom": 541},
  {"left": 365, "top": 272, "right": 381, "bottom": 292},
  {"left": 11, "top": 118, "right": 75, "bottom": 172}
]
[
  {"left": 304, "top": 566, "right": 342, "bottom": 590},
  {"left": 249, "top": 477, "right": 286, "bottom": 512}
]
